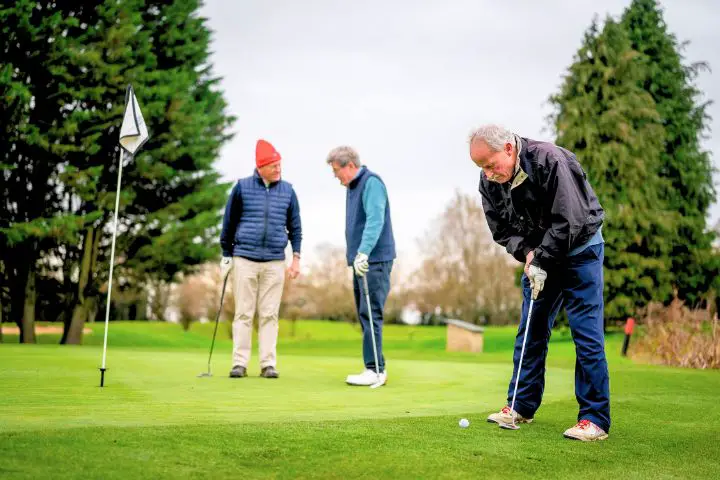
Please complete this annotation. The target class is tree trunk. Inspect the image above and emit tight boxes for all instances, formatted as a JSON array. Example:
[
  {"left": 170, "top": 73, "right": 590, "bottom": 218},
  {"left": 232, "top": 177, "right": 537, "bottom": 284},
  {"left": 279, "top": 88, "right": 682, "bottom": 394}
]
[
  {"left": 148, "top": 279, "right": 170, "bottom": 321},
  {"left": 9, "top": 245, "right": 34, "bottom": 343},
  {"left": 85, "top": 223, "right": 102, "bottom": 328},
  {"left": 135, "top": 294, "right": 147, "bottom": 321},
  {"left": 65, "top": 300, "right": 90, "bottom": 344},
  {"left": 21, "top": 269, "right": 37, "bottom": 343},
  {"left": 86, "top": 296, "right": 98, "bottom": 324},
  {"left": 63, "top": 228, "right": 95, "bottom": 345},
  {"left": 0, "top": 259, "right": 4, "bottom": 343}
]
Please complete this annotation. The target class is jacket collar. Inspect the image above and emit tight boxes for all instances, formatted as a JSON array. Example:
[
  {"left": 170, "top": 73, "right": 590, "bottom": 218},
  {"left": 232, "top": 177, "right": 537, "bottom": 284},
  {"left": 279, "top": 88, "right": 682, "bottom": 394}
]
[
  {"left": 253, "top": 169, "right": 279, "bottom": 187},
  {"left": 348, "top": 166, "right": 368, "bottom": 189},
  {"left": 509, "top": 137, "right": 530, "bottom": 190}
]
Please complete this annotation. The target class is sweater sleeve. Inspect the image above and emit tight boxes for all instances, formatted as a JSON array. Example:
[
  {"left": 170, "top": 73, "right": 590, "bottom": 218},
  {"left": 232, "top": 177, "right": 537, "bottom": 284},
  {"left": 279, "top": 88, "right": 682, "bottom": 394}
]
[
  {"left": 358, "top": 177, "right": 387, "bottom": 255},
  {"left": 220, "top": 182, "right": 242, "bottom": 257}
]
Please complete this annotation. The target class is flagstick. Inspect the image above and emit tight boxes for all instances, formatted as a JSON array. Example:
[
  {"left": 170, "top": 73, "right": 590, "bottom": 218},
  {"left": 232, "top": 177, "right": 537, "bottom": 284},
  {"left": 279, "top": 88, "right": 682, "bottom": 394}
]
[{"left": 99, "top": 148, "right": 126, "bottom": 387}]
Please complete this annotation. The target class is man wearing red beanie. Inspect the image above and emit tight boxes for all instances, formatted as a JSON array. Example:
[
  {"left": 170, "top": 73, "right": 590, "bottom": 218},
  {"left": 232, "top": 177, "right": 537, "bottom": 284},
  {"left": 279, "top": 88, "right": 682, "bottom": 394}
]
[{"left": 219, "top": 139, "right": 302, "bottom": 379}]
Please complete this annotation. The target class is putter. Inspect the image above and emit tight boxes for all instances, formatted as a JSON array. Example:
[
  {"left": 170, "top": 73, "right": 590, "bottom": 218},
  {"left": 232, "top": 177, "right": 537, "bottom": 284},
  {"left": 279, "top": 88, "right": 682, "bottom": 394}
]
[
  {"left": 362, "top": 275, "right": 384, "bottom": 389},
  {"left": 197, "top": 272, "right": 230, "bottom": 378},
  {"left": 499, "top": 298, "right": 535, "bottom": 430}
]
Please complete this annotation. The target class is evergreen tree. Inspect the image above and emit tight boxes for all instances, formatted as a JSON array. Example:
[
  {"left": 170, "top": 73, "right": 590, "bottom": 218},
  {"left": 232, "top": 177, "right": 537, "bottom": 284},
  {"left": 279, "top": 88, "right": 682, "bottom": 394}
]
[
  {"left": 47, "top": 0, "right": 154, "bottom": 343},
  {"left": 0, "top": 0, "right": 80, "bottom": 342},
  {"left": 621, "top": 0, "right": 717, "bottom": 306},
  {"left": 549, "top": 17, "right": 680, "bottom": 320},
  {"left": 57, "top": 0, "right": 234, "bottom": 341},
  {"left": 120, "top": 0, "right": 234, "bottom": 287},
  {"left": 1, "top": 1, "right": 234, "bottom": 343}
]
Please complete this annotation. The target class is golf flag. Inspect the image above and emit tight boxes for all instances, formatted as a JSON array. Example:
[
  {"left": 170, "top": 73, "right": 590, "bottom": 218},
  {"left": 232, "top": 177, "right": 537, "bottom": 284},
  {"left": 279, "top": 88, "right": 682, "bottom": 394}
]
[
  {"left": 100, "top": 84, "right": 149, "bottom": 388},
  {"left": 119, "top": 85, "right": 149, "bottom": 155}
]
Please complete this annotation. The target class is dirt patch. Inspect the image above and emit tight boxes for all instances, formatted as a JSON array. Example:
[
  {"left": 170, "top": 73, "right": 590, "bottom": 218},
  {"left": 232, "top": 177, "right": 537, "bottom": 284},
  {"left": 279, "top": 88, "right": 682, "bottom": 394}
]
[{"left": 1, "top": 325, "right": 92, "bottom": 335}]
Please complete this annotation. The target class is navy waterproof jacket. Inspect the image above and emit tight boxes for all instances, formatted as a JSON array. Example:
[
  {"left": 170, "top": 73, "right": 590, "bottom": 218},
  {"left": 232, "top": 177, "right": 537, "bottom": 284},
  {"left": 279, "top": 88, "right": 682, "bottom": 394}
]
[
  {"left": 479, "top": 138, "right": 604, "bottom": 270},
  {"left": 220, "top": 170, "right": 302, "bottom": 261}
]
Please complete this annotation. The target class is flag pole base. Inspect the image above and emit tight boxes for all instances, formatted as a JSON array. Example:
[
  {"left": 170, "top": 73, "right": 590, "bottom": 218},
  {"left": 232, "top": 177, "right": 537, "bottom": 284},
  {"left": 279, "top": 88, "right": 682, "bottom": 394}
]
[{"left": 99, "top": 368, "right": 107, "bottom": 387}]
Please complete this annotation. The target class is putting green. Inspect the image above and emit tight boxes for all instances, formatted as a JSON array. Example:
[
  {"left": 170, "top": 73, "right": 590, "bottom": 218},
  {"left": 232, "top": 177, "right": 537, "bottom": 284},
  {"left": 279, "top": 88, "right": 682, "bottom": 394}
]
[{"left": 1, "top": 321, "right": 718, "bottom": 479}]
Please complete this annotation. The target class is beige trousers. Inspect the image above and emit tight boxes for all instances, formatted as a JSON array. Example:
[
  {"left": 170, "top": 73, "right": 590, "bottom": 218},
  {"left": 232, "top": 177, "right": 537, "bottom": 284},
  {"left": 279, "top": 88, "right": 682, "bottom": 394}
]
[{"left": 231, "top": 257, "right": 286, "bottom": 369}]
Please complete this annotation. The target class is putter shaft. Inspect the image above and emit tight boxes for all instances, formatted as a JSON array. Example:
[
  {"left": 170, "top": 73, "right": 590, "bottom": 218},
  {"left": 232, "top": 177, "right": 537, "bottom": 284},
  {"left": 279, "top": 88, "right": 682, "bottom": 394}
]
[
  {"left": 362, "top": 275, "right": 383, "bottom": 388},
  {"left": 503, "top": 298, "right": 535, "bottom": 431},
  {"left": 199, "top": 272, "right": 229, "bottom": 378}
]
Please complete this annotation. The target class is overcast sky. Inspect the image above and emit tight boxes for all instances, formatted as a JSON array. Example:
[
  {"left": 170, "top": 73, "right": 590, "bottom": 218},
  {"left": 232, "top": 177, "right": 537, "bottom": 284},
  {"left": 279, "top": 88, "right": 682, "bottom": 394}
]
[{"left": 200, "top": 0, "right": 720, "bottom": 269}]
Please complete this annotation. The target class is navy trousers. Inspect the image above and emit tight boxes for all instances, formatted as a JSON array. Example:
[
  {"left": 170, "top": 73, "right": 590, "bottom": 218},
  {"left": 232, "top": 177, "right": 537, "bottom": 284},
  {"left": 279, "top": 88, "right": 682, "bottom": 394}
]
[
  {"left": 352, "top": 261, "right": 393, "bottom": 372},
  {"left": 508, "top": 243, "right": 611, "bottom": 432}
]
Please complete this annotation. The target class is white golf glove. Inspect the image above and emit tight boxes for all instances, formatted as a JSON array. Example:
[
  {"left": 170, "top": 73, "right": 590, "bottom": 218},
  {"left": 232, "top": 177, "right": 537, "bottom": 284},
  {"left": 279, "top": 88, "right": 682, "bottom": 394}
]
[
  {"left": 353, "top": 253, "right": 369, "bottom": 277},
  {"left": 528, "top": 264, "right": 547, "bottom": 300},
  {"left": 220, "top": 256, "right": 233, "bottom": 279}
]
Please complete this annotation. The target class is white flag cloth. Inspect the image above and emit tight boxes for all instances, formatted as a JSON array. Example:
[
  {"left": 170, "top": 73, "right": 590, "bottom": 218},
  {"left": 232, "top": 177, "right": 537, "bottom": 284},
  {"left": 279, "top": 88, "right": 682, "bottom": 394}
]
[{"left": 119, "top": 85, "right": 149, "bottom": 155}]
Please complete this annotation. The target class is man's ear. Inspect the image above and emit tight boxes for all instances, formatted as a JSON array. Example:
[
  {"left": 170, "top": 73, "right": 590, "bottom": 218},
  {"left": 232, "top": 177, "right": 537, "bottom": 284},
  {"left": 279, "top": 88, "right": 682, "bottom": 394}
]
[{"left": 504, "top": 142, "right": 513, "bottom": 156}]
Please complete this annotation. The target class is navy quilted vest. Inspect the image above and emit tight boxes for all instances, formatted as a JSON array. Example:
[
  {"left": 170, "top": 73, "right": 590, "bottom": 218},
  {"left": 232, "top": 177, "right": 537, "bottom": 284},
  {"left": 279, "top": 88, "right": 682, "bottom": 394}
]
[
  {"left": 233, "top": 171, "right": 293, "bottom": 261},
  {"left": 345, "top": 167, "right": 396, "bottom": 266}
]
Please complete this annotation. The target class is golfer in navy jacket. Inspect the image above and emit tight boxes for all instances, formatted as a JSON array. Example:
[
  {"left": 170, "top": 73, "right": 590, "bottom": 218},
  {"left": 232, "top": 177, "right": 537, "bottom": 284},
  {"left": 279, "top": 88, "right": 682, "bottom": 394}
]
[{"left": 470, "top": 124, "right": 610, "bottom": 442}]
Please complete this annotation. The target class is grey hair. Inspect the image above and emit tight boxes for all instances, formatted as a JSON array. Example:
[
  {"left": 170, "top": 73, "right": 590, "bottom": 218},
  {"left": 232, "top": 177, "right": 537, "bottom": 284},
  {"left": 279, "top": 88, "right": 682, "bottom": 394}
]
[
  {"left": 326, "top": 146, "right": 362, "bottom": 168},
  {"left": 468, "top": 124, "right": 515, "bottom": 151}
]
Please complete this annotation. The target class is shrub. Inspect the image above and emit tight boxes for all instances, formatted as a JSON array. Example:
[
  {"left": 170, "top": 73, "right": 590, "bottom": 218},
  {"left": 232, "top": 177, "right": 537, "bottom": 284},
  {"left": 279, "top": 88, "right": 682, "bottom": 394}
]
[{"left": 632, "top": 298, "right": 719, "bottom": 369}]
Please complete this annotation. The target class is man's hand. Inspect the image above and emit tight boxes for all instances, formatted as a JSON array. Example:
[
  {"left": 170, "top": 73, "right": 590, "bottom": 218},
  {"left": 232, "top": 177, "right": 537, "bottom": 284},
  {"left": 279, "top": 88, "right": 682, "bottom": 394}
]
[
  {"left": 288, "top": 256, "right": 300, "bottom": 280},
  {"left": 525, "top": 251, "right": 547, "bottom": 300},
  {"left": 527, "top": 265, "right": 547, "bottom": 300},
  {"left": 220, "top": 257, "right": 233, "bottom": 279},
  {"left": 353, "top": 253, "right": 369, "bottom": 277}
]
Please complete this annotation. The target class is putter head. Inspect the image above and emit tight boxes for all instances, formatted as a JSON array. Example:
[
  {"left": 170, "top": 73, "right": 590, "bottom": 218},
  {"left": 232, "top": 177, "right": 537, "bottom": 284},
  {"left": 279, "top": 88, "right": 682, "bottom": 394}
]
[
  {"left": 369, "top": 370, "right": 385, "bottom": 389},
  {"left": 498, "top": 422, "right": 520, "bottom": 430},
  {"left": 197, "top": 372, "right": 212, "bottom": 378}
]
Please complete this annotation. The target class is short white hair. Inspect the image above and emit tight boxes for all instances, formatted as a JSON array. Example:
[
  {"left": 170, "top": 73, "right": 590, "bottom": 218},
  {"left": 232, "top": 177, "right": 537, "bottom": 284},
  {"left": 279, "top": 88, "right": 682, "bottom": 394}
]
[
  {"left": 468, "top": 124, "right": 515, "bottom": 151},
  {"left": 326, "top": 146, "right": 362, "bottom": 167}
]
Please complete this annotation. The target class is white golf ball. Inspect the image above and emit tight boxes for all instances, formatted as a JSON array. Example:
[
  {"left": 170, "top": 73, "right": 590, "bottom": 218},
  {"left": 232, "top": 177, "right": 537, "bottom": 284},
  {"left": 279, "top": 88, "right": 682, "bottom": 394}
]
[{"left": 459, "top": 418, "right": 470, "bottom": 428}]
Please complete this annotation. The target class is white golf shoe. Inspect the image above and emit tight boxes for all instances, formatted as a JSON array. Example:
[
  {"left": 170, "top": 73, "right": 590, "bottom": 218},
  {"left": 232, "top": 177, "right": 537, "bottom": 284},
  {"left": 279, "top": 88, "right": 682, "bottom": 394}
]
[
  {"left": 563, "top": 419, "right": 608, "bottom": 441},
  {"left": 345, "top": 369, "right": 387, "bottom": 386}
]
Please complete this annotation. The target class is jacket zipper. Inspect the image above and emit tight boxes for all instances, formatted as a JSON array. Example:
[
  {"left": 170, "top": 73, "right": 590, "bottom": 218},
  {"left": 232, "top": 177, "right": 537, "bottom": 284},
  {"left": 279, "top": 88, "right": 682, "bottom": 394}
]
[{"left": 261, "top": 185, "right": 270, "bottom": 248}]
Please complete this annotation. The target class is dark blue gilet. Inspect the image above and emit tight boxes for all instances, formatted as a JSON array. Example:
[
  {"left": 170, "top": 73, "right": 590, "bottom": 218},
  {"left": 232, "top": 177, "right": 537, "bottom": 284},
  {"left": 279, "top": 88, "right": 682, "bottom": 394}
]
[{"left": 345, "top": 167, "right": 396, "bottom": 266}]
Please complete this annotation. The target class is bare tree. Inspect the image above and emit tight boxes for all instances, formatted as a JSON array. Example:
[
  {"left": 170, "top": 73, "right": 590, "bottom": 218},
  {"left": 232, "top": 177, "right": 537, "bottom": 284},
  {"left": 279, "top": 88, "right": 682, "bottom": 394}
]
[
  {"left": 411, "top": 191, "right": 521, "bottom": 325},
  {"left": 294, "top": 244, "right": 356, "bottom": 322},
  {"left": 175, "top": 264, "right": 220, "bottom": 330},
  {"left": 147, "top": 279, "right": 173, "bottom": 322}
]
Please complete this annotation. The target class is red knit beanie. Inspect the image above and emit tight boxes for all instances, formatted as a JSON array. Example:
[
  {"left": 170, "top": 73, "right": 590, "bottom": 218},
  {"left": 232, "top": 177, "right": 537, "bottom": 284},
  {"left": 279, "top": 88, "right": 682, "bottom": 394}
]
[{"left": 256, "top": 139, "right": 281, "bottom": 168}]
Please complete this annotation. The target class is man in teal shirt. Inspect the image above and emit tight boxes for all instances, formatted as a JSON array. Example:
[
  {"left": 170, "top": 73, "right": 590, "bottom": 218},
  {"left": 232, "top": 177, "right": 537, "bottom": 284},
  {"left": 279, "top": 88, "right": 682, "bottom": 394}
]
[{"left": 327, "top": 146, "right": 396, "bottom": 386}]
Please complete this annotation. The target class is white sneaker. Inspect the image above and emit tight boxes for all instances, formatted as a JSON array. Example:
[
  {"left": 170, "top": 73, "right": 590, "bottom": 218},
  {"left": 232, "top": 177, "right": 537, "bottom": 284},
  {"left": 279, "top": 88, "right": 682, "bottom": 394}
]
[
  {"left": 486, "top": 405, "right": 533, "bottom": 425},
  {"left": 346, "top": 369, "right": 387, "bottom": 386},
  {"left": 563, "top": 420, "right": 608, "bottom": 441}
]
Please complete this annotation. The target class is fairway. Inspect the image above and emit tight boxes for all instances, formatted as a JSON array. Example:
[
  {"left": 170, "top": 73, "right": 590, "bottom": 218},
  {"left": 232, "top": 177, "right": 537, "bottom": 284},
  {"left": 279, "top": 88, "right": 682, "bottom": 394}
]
[{"left": 1, "top": 321, "right": 719, "bottom": 479}]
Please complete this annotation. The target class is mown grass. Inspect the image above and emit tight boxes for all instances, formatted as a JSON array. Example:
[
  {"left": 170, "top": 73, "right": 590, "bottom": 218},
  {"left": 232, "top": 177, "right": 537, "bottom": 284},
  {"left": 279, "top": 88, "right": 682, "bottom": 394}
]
[{"left": 1, "top": 320, "right": 718, "bottom": 479}]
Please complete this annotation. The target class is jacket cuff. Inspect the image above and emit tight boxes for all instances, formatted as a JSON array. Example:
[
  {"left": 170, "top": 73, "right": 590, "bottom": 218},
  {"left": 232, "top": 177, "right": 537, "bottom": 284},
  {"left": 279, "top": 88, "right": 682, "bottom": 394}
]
[
  {"left": 530, "top": 255, "right": 547, "bottom": 270},
  {"left": 511, "top": 244, "right": 532, "bottom": 264}
]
